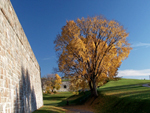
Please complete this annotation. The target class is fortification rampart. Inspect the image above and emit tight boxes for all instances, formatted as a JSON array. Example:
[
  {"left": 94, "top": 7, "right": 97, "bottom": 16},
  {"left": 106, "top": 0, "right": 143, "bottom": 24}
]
[{"left": 0, "top": 0, "right": 43, "bottom": 112}]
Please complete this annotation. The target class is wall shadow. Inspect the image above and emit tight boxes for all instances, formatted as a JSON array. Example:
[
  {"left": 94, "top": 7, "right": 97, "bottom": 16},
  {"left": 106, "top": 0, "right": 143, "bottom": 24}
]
[{"left": 14, "top": 66, "right": 37, "bottom": 113}]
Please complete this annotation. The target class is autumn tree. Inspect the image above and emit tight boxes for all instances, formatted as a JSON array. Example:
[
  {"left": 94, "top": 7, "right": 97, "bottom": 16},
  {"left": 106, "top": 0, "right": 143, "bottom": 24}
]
[
  {"left": 69, "top": 75, "right": 89, "bottom": 93},
  {"left": 54, "top": 16, "right": 132, "bottom": 97},
  {"left": 44, "top": 74, "right": 62, "bottom": 92},
  {"left": 55, "top": 74, "right": 62, "bottom": 90}
]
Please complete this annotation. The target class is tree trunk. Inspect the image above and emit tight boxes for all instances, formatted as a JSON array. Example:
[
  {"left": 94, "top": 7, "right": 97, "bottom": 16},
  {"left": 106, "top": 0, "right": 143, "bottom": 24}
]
[
  {"left": 88, "top": 81, "right": 93, "bottom": 95},
  {"left": 89, "top": 79, "right": 98, "bottom": 97},
  {"left": 91, "top": 78, "right": 98, "bottom": 97}
]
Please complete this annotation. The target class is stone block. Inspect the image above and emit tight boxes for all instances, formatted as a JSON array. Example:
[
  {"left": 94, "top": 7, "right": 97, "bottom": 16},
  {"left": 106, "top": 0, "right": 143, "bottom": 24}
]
[{"left": 0, "top": 0, "right": 43, "bottom": 112}]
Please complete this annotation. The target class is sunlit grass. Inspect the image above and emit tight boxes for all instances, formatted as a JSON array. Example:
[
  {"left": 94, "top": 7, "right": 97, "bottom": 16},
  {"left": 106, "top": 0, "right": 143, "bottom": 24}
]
[
  {"left": 33, "top": 79, "right": 150, "bottom": 113},
  {"left": 33, "top": 92, "right": 73, "bottom": 113},
  {"left": 33, "top": 106, "right": 67, "bottom": 113},
  {"left": 43, "top": 92, "right": 73, "bottom": 106},
  {"left": 33, "top": 91, "right": 90, "bottom": 113},
  {"left": 94, "top": 79, "right": 150, "bottom": 113}
]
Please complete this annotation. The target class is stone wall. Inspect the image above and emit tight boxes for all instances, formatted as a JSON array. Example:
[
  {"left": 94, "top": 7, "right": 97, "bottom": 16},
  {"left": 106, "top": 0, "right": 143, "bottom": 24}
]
[
  {"left": 58, "top": 81, "right": 70, "bottom": 92},
  {"left": 0, "top": 0, "right": 43, "bottom": 112}
]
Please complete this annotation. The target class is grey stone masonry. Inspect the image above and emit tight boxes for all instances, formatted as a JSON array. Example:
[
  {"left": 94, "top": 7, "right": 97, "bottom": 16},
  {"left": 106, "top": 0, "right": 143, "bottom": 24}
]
[
  {"left": 0, "top": 0, "right": 43, "bottom": 113},
  {"left": 57, "top": 81, "right": 70, "bottom": 92}
]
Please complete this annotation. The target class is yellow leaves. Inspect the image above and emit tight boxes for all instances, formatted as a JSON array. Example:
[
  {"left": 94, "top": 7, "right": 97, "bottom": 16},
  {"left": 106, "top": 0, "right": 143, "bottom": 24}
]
[
  {"left": 55, "top": 74, "right": 61, "bottom": 83},
  {"left": 82, "top": 68, "right": 87, "bottom": 75},
  {"left": 44, "top": 74, "right": 62, "bottom": 91},
  {"left": 55, "top": 74, "right": 62, "bottom": 90},
  {"left": 69, "top": 74, "right": 89, "bottom": 92},
  {"left": 55, "top": 15, "right": 132, "bottom": 90}
]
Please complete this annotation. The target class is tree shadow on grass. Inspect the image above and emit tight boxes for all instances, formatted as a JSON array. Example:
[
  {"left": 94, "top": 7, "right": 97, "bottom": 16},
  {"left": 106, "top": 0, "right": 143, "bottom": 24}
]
[
  {"left": 43, "top": 96, "right": 68, "bottom": 101},
  {"left": 57, "top": 91, "right": 91, "bottom": 106},
  {"left": 34, "top": 91, "right": 92, "bottom": 113},
  {"left": 95, "top": 85, "right": 150, "bottom": 113},
  {"left": 107, "top": 93, "right": 150, "bottom": 113}
]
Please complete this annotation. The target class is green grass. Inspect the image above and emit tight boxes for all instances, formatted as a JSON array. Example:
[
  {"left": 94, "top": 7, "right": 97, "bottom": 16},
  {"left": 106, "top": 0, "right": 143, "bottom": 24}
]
[
  {"left": 32, "top": 106, "right": 67, "bottom": 113},
  {"left": 93, "top": 79, "right": 150, "bottom": 113},
  {"left": 33, "top": 91, "right": 90, "bottom": 113},
  {"left": 33, "top": 79, "right": 150, "bottom": 113},
  {"left": 43, "top": 92, "right": 73, "bottom": 106}
]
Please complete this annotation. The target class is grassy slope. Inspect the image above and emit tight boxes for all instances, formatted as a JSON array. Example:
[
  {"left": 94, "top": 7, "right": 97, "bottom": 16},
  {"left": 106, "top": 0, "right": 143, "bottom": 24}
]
[
  {"left": 33, "top": 91, "right": 90, "bottom": 113},
  {"left": 93, "top": 79, "right": 150, "bottom": 113},
  {"left": 32, "top": 92, "right": 73, "bottom": 113},
  {"left": 33, "top": 79, "right": 150, "bottom": 113}
]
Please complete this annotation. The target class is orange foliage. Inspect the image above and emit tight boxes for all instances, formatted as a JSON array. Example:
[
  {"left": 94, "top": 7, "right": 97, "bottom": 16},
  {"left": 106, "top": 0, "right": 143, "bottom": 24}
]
[{"left": 54, "top": 16, "right": 132, "bottom": 97}]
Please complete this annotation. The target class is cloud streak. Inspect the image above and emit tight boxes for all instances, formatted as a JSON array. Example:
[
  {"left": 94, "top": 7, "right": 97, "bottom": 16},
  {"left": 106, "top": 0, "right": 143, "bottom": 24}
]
[
  {"left": 131, "top": 42, "right": 150, "bottom": 48},
  {"left": 118, "top": 69, "right": 150, "bottom": 77}
]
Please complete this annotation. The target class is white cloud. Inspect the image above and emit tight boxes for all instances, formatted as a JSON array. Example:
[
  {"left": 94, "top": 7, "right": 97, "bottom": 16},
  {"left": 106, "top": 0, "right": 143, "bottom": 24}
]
[
  {"left": 118, "top": 69, "right": 150, "bottom": 77},
  {"left": 131, "top": 42, "right": 150, "bottom": 48}
]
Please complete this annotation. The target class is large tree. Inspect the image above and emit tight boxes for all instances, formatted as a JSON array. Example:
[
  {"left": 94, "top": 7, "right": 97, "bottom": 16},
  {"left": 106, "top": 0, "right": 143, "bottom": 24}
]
[{"left": 54, "top": 16, "right": 132, "bottom": 97}]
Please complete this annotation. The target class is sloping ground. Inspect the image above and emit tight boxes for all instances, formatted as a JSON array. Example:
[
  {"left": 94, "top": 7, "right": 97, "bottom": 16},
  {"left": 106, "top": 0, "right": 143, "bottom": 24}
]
[
  {"left": 63, "top": 101, "right": 94, "bottom": 113},
  {"left": 33, "top": 79, "right": 150, "bottom": 113},
  {"left": 32, "top": 92, "right": 94, "bottom": 113},
  {"left": 91, "top": 79, "right": 150, "bottom": 113}
]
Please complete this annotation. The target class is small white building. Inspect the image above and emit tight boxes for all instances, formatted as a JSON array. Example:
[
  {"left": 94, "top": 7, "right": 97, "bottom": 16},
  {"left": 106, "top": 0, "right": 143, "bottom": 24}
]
[{"left": 57, "top": 81, "right": 70, "bottom": 92}]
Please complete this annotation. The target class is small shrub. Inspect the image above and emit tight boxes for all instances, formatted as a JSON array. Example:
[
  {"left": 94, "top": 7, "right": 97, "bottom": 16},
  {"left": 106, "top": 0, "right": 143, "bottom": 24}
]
[
  {"left": 46, "top": 90, "right": 51, "bottom": 94},
  {"left": 73, "top": 91, "right": 79, "bottom": 95},
  {"left": 53, "top": 91, "right": 57, "bottom": 94}
]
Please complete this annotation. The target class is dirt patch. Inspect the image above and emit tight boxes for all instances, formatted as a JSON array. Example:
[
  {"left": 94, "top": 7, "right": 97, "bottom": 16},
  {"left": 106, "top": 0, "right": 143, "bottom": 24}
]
[
  {"left": 63, "top": 98, "right": 95, "bottom": 113},
  {"left": 64, "top": 105, "right": 94, "bottom": 113}
]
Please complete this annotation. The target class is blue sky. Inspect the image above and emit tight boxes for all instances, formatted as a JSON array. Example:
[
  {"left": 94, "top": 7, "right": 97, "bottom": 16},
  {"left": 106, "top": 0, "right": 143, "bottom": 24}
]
[{"left": 11, "top": 0, "right": 150, "bottom": 79}]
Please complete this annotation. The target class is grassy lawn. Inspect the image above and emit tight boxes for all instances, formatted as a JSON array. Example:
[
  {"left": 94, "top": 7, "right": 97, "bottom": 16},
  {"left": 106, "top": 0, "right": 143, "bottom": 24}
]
[
  {"left": 33, "top": 91, "right": 90, "bottom": 113},
  {"left": 93, "top": 79, "right": 150, "bottom": 113},
  {"left": 33, "top": 79, "right": 150, "bottom": 113}
]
